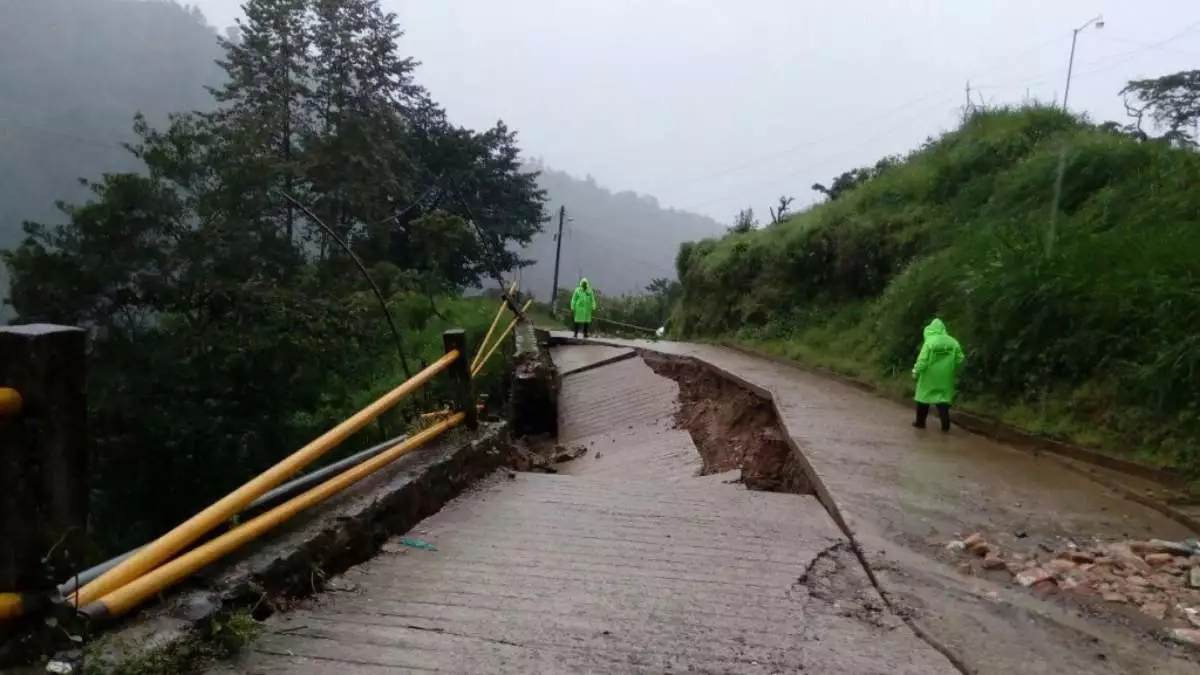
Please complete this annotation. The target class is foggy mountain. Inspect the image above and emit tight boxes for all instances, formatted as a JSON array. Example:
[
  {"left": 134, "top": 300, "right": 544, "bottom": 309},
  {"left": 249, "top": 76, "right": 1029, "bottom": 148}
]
[
  {"left": 517, "top": 163, "right": 724, "bottom": 300},
  {"left": 0, "top": 0, "right": 721, "bottom": 318},
  {"left": 0, "top": 0, "right": 225, "bottom": 318}
]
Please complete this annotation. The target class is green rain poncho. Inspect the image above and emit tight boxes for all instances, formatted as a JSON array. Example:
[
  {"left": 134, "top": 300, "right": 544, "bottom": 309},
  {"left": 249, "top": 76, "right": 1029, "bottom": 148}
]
[
  {"left": 570, "top": 279, "right": 596, "bottom": 323},
  {"left": 912, "top": 318, "right": 965, "bottom": 405}
]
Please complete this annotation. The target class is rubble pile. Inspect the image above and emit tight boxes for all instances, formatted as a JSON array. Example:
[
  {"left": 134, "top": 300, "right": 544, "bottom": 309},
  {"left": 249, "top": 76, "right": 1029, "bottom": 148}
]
[
  {"left": 946, "top": 533, "right": 1200, "bottom": 643},
  {"left": 509, "top": 438, "right": 587, "bottom": 473}
]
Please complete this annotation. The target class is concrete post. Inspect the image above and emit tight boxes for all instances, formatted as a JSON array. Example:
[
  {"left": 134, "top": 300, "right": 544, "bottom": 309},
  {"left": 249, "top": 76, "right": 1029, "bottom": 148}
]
[
  {"left": 442, "top": 329, "right": 478, "bottom": 431},
  {"left": 0, "top": 325, "right": 88, "bottom": 600}
]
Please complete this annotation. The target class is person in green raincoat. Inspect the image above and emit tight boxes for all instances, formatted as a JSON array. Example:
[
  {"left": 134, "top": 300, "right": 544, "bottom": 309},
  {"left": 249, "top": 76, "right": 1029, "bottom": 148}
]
[
  {"left": 570, "top": 278, "right": 597, "bottom": 338},
  {"left": 911, "top": 317, "right": 965, "bottom": 432}
]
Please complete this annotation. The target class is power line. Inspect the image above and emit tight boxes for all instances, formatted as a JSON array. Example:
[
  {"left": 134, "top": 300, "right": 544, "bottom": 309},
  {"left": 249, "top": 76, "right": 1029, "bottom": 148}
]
[
  {"left": 642, "top": 21, "right": 1200, "bottom": 223},
  {"left": 636, "top": 31, "right": 1074, "bottom": 200},
  {"left": 565, "top": 227, "right": 678, "bottom": 277},
  {"left": 0, "top": 111, "right": 131, "bottom": 153},
  {"left": 975, "top": 20, "right": 1200, "bottom": 92},
  {"left": 1097, "top": 33, "right": 1200, "bottom": 58},
  {"left": 644, "top": 90, "right": 963, "bottom": 218}
]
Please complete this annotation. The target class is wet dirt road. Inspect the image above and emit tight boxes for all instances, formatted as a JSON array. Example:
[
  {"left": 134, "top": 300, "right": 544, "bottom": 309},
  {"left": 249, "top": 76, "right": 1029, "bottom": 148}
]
[{"left": 561, "top": 335, "right": 1200, "bottom": 674}]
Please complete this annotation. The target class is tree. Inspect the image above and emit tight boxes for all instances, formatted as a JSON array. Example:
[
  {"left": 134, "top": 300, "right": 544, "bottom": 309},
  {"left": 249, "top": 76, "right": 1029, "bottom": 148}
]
[
  {"left": 769, "top": 195, "right": 794, "bottom": 224},
  {"left": 1096, "top": 120, "right": 1148, "bottom": 142},
  {"left": 208, "top": 0, "right": 314, "bottom": 245},
  {"left": 1121, "top": 70, "right": 1200, "bottom": 147},
  {"left": 811, "top": 156, "right": 900, "bottom": 202},
  {"left": 2, "top": 0, "right": 545, "bottom": 557},
  {"left": 728, "top": 207, "right": 757, "bottom": 234},
  {"left": 645, "top": 276, "right": 680, "bottom": 322}
]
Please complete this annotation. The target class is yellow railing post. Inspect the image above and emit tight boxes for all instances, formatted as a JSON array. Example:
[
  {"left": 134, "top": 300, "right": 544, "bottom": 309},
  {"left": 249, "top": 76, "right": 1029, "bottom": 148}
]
[
  {"left": 80, "top": 414, "right": 466, "bottom": 621},
  {"left": 70, "top": 351, "right": 460, "bottom": 608}
]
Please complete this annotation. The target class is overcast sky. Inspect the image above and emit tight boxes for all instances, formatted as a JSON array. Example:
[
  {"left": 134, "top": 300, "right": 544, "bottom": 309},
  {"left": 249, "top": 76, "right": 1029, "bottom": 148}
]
[{"left": 193, "top": 0, "right": 1199, "bottom": 223}]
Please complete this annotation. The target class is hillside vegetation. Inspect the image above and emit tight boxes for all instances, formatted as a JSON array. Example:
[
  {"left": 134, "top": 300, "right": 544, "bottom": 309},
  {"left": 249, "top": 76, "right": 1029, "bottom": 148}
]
[{"left": 673, "top": 105, "right": 1200, "bottom": 472}]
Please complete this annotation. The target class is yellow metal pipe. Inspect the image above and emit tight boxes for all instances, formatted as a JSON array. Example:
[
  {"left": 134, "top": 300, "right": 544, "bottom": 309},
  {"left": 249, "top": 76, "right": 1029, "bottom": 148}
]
[
  {"left": 471, "top": 281, "right": 518, "bottom": 373},
  {"left": 81, "top": 413, "right": 465, "bottom": 620},
  {"left": 471, "top": 300, "right": 533, "bottom": 378},
  {"left": 0, "top": 387, "right": 22, "bottom": 417},
  {"left": 421, "top": 403, "right": 482, "bottom": 420},
  {"left": 0, "top": 593, "right": 22, "bottom": 620},
  {"left": 71, "top": 351, "right": 460, "bottom": 608}
]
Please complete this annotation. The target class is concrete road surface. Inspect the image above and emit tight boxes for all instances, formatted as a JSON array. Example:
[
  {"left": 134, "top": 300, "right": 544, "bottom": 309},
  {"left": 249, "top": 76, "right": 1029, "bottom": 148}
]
[
  {"left": 218, "top": 351, "right": 959, "bottom": 674},
  {"left": 550, "top": 335, "right": 1200, "bottom": 674}
]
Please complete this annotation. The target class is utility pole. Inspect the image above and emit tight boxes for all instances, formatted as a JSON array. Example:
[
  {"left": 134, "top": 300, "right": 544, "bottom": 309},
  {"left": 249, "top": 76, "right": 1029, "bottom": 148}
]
[
  {"left": 1063, "top": 15, "right": 1104, "bottom": 111},
  {"left": 963, "top": 81, "right": 972, "bottom": 123},
  {"left": 550, "top": 205, "right": 566, "bottom": 316}
]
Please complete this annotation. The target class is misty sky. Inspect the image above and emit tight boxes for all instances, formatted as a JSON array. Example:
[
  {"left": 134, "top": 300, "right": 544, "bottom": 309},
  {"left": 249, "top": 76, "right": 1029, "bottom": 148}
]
[{"left": 194, "top": 0, "right": 1199, "bottom": 224}]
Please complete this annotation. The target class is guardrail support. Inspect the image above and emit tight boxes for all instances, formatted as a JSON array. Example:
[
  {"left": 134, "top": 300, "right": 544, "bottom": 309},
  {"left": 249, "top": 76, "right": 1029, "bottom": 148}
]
[
  {"left": 0, "top": 325, "right": 87, "bottom": 616},
  {"left": 442, "top": 329, "right": 478, "bottom": 431}
]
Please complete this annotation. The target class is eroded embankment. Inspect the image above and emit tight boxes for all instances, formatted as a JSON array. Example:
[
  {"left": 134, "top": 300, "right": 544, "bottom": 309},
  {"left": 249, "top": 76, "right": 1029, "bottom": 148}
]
[{"left": 644, "top": 353, "right": 813, "bottom": 495}]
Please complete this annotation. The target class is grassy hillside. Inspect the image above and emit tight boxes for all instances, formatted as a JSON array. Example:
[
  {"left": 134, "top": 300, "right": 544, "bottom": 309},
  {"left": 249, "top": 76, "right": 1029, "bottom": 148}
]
[{"left": 673, "top": 105, "right": 1200, "bottom": 472}]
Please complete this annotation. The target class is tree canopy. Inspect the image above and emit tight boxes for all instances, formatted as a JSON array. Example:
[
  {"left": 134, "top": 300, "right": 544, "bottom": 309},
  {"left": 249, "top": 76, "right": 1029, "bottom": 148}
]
[
  {"left": 1121, "top": 70, "right": 1200, "bottom": 147},
  {"left": 2, "top": 0, "right": 544, "bottom": 557}
]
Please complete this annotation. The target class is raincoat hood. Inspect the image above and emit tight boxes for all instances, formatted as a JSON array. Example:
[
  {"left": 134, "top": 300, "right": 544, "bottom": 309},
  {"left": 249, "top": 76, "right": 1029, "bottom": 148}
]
[
  {"left": 923, "top": 318, "right": 947, "bottom": 339},
  {"left": 579, "top": 278, "right": 589, "bottom": 289}
]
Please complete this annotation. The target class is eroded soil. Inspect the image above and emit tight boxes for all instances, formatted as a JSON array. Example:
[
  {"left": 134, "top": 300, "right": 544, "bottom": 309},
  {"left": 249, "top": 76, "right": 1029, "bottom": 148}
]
[{"left": 644, "top": 354, "right": 813, "bottom": 495}]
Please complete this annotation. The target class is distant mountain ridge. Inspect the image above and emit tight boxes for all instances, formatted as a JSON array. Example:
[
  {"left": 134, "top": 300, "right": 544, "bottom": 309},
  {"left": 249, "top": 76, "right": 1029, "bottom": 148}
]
[
  {"left": 0, "top": 0, "right": 226, "bottom": 320},
  {"left": 518, "top": 163, "right": 724, "bottom": 299}
]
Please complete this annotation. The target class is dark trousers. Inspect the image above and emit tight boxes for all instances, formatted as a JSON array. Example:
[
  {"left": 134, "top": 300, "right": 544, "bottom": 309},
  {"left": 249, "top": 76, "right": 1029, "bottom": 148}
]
[
  {"left": 573, "top": 322, "right": 590, "bottom": 338},
  {"left": 915, "top": 402, "right": 951, "bottom": 431}
]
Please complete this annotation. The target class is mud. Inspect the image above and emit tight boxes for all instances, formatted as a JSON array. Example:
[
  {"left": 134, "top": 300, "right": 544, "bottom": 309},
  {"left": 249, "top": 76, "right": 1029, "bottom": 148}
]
[
  {"left": 644, "top": 354, "right": 813, "bottom": 495},
  {"left": 507, "top": 434, "right": 588, "bottom": 473}
]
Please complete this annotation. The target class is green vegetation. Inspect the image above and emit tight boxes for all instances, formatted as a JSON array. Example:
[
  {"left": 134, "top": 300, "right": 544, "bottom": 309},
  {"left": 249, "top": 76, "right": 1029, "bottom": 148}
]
[
  {"left": 674, "top": 99, "right": 1200, "bottom": 473},
  {"left": 2, "top": 0, "right": 543, "bottom": 559}
]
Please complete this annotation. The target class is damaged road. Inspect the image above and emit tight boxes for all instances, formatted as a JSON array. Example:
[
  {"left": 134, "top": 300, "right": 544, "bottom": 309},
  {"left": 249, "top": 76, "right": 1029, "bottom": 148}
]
[
  {"left": 563, "top": 336, "right": 1200, "bottom": 674},
  {"left": 219, "top": 348, "right": 960, "bottom": 674},
  {"left": 215, "top": 338, "right": 1200, "bottom": 674}
]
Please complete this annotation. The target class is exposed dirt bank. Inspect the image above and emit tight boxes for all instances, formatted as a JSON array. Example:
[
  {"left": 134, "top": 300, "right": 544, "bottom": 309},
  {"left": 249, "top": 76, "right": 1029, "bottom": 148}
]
[{"left": 644, "top": 353, "right": 813, "bottom": 495}]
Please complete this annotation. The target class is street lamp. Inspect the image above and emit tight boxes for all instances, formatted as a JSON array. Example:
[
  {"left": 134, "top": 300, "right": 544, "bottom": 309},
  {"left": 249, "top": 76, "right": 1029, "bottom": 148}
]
[{"left": 1063, "top": 15, "right": 1104, "bottom": 110}]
